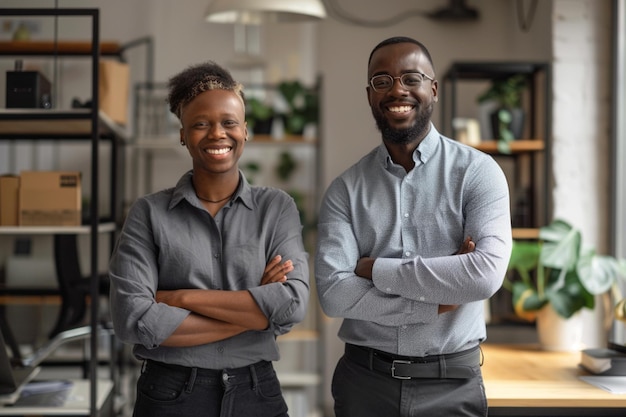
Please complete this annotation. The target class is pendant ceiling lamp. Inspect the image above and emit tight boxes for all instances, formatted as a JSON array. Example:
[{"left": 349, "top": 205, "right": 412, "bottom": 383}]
[{"left": 205, "top": 0, "right": 327, "bottom": 24}]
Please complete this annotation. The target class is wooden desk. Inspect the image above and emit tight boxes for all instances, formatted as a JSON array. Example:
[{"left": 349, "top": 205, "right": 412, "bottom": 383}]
[{"left": 482, "top": 344, "right": 626, "bottom": 416}]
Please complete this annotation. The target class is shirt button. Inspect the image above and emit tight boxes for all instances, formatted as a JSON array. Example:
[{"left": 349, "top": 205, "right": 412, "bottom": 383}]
[
  {"left": 217, "top": 346, "right": 224, "bottom": 353},
  {"left": 402, "top": 325, "right": 407, "bottom": 329},
  {"left": 419, "top": 296, "right": 425, "bottom": 301},
  {"left": 404, "top": 213, "right": 409, "bottom": 218},
  {"left": 214, "top": 253, "right": 220, "bottom": 258},
  {"left": 386, "top": 288, "right": 391, "bottom": 292},
  {"left": 405, "top": 251, "right": 411, "bottom": 257}
]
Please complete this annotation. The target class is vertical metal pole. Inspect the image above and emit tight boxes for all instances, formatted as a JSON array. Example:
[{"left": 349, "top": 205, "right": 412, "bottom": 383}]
[{"left": 90, "top": 9, "right": 100, "bottom": 417}]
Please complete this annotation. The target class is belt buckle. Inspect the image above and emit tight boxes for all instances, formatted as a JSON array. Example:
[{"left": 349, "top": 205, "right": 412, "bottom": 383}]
[{"left": 391, "top": 359, "right": 412, "bottom": 380}]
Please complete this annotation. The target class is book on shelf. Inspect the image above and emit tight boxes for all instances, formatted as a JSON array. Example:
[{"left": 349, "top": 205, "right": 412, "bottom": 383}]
[{"left": 579, "top": 348, "right": 626, "bottom": 375}]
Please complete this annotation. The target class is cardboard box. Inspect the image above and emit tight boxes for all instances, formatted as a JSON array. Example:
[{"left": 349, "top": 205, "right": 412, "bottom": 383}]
[
  {"left": 99, "top": 59, "right": 130, "bottom": 125},
  {"left": 0, "top": 175, "right": 20, "bottom": 226},
  {"left": 19, "top": 171, "right": 82, "bottom": 226}
]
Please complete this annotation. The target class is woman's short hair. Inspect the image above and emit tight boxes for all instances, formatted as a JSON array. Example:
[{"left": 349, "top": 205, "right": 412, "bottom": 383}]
[{"left": 167, "top": 61, "right": 244, "bottom": 119}]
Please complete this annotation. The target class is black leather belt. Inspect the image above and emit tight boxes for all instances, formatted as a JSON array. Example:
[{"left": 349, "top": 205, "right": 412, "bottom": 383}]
[{"left": 344, "top": 343, "right": 481, "bottom": 379}]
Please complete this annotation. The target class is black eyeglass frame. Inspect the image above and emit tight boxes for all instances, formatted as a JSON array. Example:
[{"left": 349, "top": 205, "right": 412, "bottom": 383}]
[{"left": 368, "top": 72, "right": 435, "bottom": 93}]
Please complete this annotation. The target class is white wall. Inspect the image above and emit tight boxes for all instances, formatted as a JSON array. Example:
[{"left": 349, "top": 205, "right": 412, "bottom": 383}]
[
  {"left": 552, "top": 0, "right": 613, "bottom": 347},
  {"left": 552, "top": 0, "right": 611, "bottom": 252}
]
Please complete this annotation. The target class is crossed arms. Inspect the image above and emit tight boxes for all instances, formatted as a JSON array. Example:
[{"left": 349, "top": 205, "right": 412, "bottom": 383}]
[{"left": 156, "top": 255, "right": 293, "bottom": 347}]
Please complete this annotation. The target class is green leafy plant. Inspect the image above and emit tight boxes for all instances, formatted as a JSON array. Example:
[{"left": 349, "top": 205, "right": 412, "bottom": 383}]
[
  {"left": 505, "top": 219, "right": 626, "bottom": 320},
  {"left": 246, "top": 97, "right": 274, "bottom": 135},
  {"left": 477, "top": 74, "right": 528, "bottom": 154},
  {"left": 277, "top": 80, "right": 318, "bottom": 135}
]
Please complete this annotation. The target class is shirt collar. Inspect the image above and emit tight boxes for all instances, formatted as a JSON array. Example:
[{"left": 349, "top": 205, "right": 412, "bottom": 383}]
[
  {"left": 378, "top": 122, "right": 440, "bottom": 168},
  {"left": 169, "top": 170, "right": 254, "bottom": 211},
  {"left": 416, "top": 123, "right": 439, "bottom": 164}
]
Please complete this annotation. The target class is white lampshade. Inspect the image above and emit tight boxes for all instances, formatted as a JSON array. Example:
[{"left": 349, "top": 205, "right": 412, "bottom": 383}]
[{"left": 205, "top": 0, "right": 327, "bottom": 24}]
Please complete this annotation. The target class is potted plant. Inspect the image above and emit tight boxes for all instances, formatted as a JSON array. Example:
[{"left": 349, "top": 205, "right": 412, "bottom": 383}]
[
  {"left": 277, "top": 80, "right": 319, "bottom": 136},
  {"left": 246, "top": 97, "right": 275, "bottom": 136},
  {"left": 505, "top": 219, "right": 626, "bottom": 350},
  {"left": 477, "top": 74, "right": 528, "bottom": 154}
]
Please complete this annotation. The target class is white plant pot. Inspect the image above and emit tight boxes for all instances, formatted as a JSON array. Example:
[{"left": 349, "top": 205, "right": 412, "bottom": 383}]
[{"left": 536, "top": 305, "right": 584, "bottom": 352}]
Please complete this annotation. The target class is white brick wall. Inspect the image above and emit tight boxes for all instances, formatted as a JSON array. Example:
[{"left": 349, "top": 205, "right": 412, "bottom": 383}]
[{"left": 552, "top": 0, "right": 612, "bottom": 347}]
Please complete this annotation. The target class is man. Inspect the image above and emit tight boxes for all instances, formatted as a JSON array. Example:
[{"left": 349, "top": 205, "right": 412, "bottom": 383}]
[
  {"left": 315, "top": 36, "right": 512, "bottom": 416},
  {"left": 109, "top": 61, "right": 309, "bottom": 417}
]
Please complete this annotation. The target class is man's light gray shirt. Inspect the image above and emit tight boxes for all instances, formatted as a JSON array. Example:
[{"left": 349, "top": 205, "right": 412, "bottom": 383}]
[
  {"left": 110, "top": 171, "right": 309, "bottom": 369},
  {"left": 315, "top": 125, "right": 512, "bottom": 356}
]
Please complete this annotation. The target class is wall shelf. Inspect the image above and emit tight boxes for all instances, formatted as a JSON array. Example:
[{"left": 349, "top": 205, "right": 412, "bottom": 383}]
[
  {"left": 472, "top": 139, "right": 544, "bottom": 154},
  {"left": 0, "top": 110, "right": 128, "bottom": 139},
  {"left": 0, "top": 223, "right": 116, "bottom": 235},
  {"left": 0, "top": 40, "right": 122, "bottom": 56},
  {"left": 511, "top": 227, "right": 540, "bottom": 240}
]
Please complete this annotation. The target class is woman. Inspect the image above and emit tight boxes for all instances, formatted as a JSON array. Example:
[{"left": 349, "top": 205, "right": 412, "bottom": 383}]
[{"left": 109, "top": 61, "right": 309, "bottom": 417}]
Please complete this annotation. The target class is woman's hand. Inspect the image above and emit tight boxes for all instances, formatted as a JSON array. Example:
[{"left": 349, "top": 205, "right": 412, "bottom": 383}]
[
  {"left": 156, "top": 290, "right": 180, "bottom": 307},
  {"left": 260, "top": 255, "right": 293, "bottom": 285}
]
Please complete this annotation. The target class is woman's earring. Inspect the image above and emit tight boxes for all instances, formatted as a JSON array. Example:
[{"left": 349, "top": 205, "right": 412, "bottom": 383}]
[
  {"left": 245, "top": 137, "right": 249, "bottom": 142},
  {"left": 180, "top": 140, "right": 185, "bottom": 146}
]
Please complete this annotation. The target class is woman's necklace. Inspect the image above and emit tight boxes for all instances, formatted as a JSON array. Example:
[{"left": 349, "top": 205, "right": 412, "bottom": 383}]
[{"left": 196, "top": 192, "right": 234, "bottom": 204}]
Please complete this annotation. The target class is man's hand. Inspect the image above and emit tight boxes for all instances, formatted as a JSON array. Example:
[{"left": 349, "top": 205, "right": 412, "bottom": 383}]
[
  {"left": 260, "top": 255, "right": 293, "bottom": 285},
  {"left": 439, "top": 236, "right": 476, "bottom": 314},
  {"left": 355, "top": 257, "right": 375, "bottom": 280},
  {"left": 438, "top": 304, "right": 460, "bottom": 314},
  {"left": 456, "top": 236, "right": 475, "bottom": 255}
]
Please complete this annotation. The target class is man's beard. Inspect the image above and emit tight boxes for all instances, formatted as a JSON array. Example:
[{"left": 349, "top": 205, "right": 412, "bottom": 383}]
[{"left": 373, "top": 103, "right": 433, "bottom": 145}]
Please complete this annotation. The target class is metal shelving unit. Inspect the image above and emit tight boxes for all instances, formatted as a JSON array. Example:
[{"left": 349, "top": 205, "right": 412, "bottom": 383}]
[
  {"left": 441, "top": 61, "right": 552, "bottom": 241},
  {"left": 0, "top": 8, "right": 128, "bottom": 416}
]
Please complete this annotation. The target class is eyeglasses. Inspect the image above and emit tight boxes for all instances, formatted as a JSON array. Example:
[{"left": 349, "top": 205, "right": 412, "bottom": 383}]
[{"left": 369, "top": 72, "right": 435, "bottom": 93}]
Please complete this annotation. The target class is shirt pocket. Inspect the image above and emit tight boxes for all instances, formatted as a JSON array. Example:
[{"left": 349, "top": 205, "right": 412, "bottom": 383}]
[{"left": 223, "top": 241, "right": 265, "bottom": 290}]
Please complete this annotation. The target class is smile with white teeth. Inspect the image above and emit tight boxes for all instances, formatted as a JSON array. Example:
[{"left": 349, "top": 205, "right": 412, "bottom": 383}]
[
  {"left": 205, "top": 147, "right": 232, "bottom": 155},
  {"left": 387, "top": 105, "right": 414, "bottom": 113}
]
